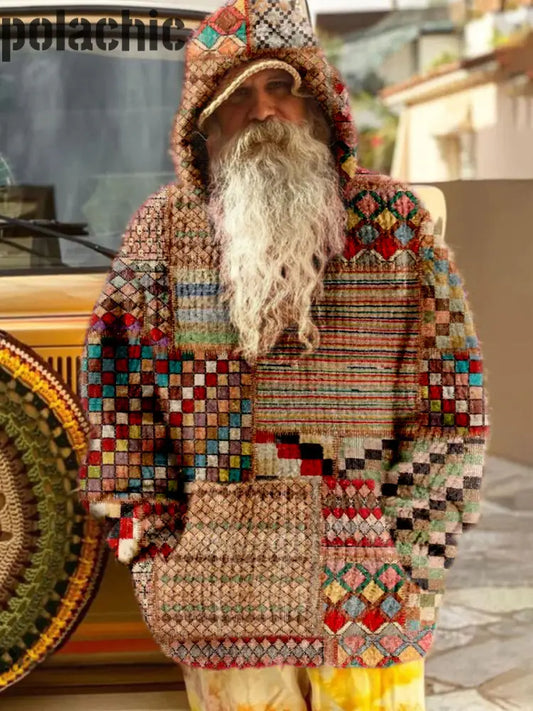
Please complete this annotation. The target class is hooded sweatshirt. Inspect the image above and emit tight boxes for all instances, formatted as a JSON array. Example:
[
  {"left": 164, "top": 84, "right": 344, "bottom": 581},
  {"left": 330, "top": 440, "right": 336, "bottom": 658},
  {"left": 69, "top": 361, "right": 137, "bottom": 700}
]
[{"left": 79, "top": 0, "right": 488, "bottom": 670}]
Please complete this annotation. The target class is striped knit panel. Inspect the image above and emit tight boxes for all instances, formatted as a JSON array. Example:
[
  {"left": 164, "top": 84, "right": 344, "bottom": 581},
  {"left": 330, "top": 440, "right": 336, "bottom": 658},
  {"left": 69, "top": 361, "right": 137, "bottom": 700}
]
[
  {"left": 254, "top": 254, "right": 420, "bottom": 433},
  {"left": 173, "top": 268, "right": 237, "bottom": 348},
  {"left": 170, "top": 189, "right": 238, "bottom": 350}
]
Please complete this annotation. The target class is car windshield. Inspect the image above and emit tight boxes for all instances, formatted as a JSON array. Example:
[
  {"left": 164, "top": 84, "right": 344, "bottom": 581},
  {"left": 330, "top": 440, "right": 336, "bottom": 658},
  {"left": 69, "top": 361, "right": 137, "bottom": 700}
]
[{"left": 1, "top": 40, "right": 185, "bottom": 274}]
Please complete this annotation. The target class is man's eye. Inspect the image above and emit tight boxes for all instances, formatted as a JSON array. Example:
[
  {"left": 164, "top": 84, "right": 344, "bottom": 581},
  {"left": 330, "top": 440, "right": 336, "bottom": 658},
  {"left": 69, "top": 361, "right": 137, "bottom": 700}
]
[
  {"left": 228, "top": 88, "right": 251, "bottom": 104},
  {"left": 269, "top": 81, "right": 291, "bottom": 93}
]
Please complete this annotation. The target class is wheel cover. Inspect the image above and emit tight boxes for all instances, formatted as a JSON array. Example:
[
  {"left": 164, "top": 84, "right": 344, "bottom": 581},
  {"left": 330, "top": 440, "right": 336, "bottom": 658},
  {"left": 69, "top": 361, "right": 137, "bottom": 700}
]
[{"left": 0, "top": 331, "right": 105, "bottom": 691}]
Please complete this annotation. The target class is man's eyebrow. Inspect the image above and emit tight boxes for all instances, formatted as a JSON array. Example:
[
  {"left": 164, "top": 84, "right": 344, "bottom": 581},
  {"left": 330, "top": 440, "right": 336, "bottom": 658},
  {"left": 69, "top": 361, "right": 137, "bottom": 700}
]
[
  {"left": 263, "top": 70, "right": 294, "bottom": 81},
  {"left": 234, "top": 69, "right": 295, "bottom": 91}
]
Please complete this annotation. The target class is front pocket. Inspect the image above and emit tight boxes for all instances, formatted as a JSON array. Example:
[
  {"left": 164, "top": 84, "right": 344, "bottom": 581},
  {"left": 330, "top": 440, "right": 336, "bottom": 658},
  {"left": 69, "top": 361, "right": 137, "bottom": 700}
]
[{"left": 149, "top": 479, "right": 323, "bottom": 645}]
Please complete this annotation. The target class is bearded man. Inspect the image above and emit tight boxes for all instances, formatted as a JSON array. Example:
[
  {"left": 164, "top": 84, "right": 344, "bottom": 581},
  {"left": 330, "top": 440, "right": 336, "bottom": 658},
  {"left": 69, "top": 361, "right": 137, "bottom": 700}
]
[
  {"left": 79, "top": 2, "right": 488, "bottom": 710},
  {"left": 206, "top": 65, "right": 346, "bottom": 363}
]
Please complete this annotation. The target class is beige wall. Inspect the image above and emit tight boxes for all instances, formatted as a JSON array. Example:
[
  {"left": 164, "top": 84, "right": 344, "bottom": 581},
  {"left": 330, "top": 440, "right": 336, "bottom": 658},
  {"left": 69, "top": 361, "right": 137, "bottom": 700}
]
[
  {"left": 396, "top": 82, "right": 499, "bottom": 182},
  {"left": 419, "top": 33, "right": 462, "bottom": 73},
  {"left": 429, "top": 180, "right": 533, "bottom": 465},
  {"left": 476, "top": 87, "right": 533, "bottom": 180},
  {"left": 391, "top": 80, "right": 533, "bottom": 183}
]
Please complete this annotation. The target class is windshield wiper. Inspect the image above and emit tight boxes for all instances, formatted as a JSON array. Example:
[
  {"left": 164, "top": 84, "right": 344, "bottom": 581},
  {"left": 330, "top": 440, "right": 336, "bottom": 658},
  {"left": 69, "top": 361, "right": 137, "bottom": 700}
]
[
  {"left": 0, "top": 214, "right": 116, "bottom": 259},
  {"left": 0, "top": 235, "right": 62, "bottom": 264}
]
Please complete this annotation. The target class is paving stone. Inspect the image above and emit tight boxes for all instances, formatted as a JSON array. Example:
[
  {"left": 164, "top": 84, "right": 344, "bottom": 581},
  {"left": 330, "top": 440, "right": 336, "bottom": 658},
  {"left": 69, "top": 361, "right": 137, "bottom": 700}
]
[
  {"left": 482, "top": 458, "right": 533, "bottom": 496},
  {"left": 426, "top": 632, "right": 533, "bottom": 688},
  {"left": 486, "top": 618, "right": 533, "bottom": 638},
  {"left": 426, "top": 690, "right": 507, "bottom": 711},
  {"left": 425, "top": 680, "right": 459, "bottom": 695},
  {"left": 481, "top": 665, "right": 533, "bottom": 711},
  {"left": 491, "top": 490, "right": 533, "bottom": 512},
  {"left": 444, "top": 587, "right": 533, "bottom": 615},
  {"left": 512, "top": 608, "right": 533, "bottom": 624},
  {"left": 437, "top": 605, "right": 500, "bottom": 630},
  {"left": 431, "top": 628, "right": 477, "bottom": 654}
]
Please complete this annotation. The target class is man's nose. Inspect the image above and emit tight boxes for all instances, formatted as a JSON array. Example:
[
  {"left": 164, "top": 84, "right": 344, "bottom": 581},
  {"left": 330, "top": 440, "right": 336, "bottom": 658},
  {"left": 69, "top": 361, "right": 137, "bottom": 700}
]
[{"left": 248, "top": 89, "right": 277, "bottom": 122}]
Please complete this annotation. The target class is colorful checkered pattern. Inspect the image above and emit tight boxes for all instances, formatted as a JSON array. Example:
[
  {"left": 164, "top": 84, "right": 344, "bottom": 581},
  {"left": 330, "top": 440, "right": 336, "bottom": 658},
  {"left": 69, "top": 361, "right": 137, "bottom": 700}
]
[
  {"left": 420, "top": 351, "right": 487, "bottom": 432},
  {"left": 381, "top": 436, "right": 485, "bottom": 592},
  {"left": 250, "top": 0, "right": 318, "bottom": 49},
  {"left": 419, "top": 232, "right": 479, "bottom": 353},
  {"left": 100, "top": 503, "right": 142, "bottom": 563},
  {"left": 254, "top": 431, "right": 335, "bottom": 478},
  {"left": 80, "top": 340, "right": 179, "bottom": 498},
  {"left": 162, "top": 352, "right": 253, "bottom": 482},
  {"left": 338, "top": 437, "right": 397, "bottom": 480},
  {"left": 90, "top": 499, "right": 186, "bottom": 564}
]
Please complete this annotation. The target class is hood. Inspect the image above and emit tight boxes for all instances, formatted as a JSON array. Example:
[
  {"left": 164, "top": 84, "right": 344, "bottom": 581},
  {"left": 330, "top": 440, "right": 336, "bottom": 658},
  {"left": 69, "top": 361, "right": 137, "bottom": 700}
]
[{"left": 170, "top": 0, "right": 362, "bottom": 198}]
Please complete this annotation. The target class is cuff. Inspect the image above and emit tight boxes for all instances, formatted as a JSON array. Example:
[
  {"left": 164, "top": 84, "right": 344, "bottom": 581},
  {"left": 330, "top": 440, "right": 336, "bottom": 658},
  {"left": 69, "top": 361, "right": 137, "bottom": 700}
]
[{"left": 89, "top": 500, "right": 185, "bottom": 565}]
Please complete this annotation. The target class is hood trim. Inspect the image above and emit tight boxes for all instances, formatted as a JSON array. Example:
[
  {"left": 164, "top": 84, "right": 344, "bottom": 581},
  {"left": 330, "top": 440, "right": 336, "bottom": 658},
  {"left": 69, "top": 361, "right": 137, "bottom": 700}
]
[{"left": 198, "top": 59, "right": 304, "bottom": 130}]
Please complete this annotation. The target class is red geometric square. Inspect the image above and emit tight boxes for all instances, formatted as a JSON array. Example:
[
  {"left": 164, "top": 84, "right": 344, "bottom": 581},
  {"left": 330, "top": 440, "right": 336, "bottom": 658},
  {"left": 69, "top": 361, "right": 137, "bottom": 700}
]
[
  {"left": 277, "top": 443, "right": 301, "bottom": 459},
  {"left": 375, "top": 234, "right": 399, "bottom": 261},
  {"left": 119, "top": 517, "right": 133, "bottom": 538},
  {"left": 361, "top": 609, "right": 387, "bottom": 632},
  {"left": 325, "top": 609, "right": 348, "bottom": 633},
  {"left": 255, "top": 430, "right": 275, "bottom": 444},
  {"left": 443, "top": 399, "right": 455, "bottom": 413},
  {"left": 210, "top": 6, "right": 244, "bottom": 35},
  {"left": 301, "top": 460, "right": 323, "bottom": 476},
  {"left": 182, "top": 400, "right": 194, "bottom": 414},
  {"left": 429, "top": 386, "right": 442, "bottom": 399}
]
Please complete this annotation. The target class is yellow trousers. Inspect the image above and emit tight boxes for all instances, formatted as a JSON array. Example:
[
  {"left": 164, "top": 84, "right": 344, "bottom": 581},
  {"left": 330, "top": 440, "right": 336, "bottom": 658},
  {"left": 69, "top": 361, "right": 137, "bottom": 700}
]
[{"left": 181, "top": 660, "right": 426, "bottom": 711}]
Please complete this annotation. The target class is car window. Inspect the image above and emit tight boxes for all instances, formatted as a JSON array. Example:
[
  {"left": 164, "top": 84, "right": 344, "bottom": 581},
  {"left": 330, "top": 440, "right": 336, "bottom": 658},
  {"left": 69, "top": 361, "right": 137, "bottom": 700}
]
[{"left": 1, "top": 42, "right": 185, "bottom": 273}]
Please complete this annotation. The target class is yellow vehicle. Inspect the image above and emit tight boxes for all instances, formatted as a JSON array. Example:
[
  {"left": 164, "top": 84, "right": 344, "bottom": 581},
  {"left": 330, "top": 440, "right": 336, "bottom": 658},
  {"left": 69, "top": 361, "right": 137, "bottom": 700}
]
[
  {"left": 0, "top": 0, "right": 224, "bottom": 390},
  {"left": 0, "top": 0, "right": 310, "bottom": 384}
]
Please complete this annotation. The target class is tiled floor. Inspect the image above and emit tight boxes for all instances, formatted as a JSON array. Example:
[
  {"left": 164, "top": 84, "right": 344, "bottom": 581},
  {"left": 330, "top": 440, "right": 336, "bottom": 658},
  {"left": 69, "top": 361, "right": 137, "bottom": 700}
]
[{"left": 426, "top": 457, "right": 533, "bottom": 710}]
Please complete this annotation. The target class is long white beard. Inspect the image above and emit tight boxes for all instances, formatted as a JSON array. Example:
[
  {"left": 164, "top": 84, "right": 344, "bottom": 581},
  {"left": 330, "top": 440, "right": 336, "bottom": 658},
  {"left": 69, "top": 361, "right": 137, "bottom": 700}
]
[{"left": 209, "top": 119, "right": 346, "bottom": 363}]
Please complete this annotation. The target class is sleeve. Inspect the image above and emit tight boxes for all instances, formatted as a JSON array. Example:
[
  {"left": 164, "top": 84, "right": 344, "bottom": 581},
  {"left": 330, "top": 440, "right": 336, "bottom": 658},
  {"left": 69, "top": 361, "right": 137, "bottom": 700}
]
[
  {"left": 78, "top": 186, "right": 185, "bottom": 565},
  {"left": 381, "top": 207, "right": 489, "bottom": 596}
]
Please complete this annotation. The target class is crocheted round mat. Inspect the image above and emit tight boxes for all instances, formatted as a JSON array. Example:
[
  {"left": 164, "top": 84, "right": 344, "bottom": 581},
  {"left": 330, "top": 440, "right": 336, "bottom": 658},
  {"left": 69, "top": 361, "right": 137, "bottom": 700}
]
[{"left": 0, "top": 331, "right": 106, "bottom": 691}]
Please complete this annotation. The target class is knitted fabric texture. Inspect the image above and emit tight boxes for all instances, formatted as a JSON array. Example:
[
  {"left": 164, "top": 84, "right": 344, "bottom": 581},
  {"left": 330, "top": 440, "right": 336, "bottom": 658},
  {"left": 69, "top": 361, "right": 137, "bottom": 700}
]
[
  {"left": 0, "top": 332, "right": 105, "bottom": 691},
  {"left": 78, "top": 0, "right": 489, "bottom": 670}
]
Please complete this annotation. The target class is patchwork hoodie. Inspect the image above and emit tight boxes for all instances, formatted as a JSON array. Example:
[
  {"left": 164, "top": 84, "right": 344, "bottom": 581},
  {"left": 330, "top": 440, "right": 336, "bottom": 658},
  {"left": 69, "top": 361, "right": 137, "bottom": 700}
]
[{"left": 79, "top": 0, "right": 489, "bottom": 670}]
